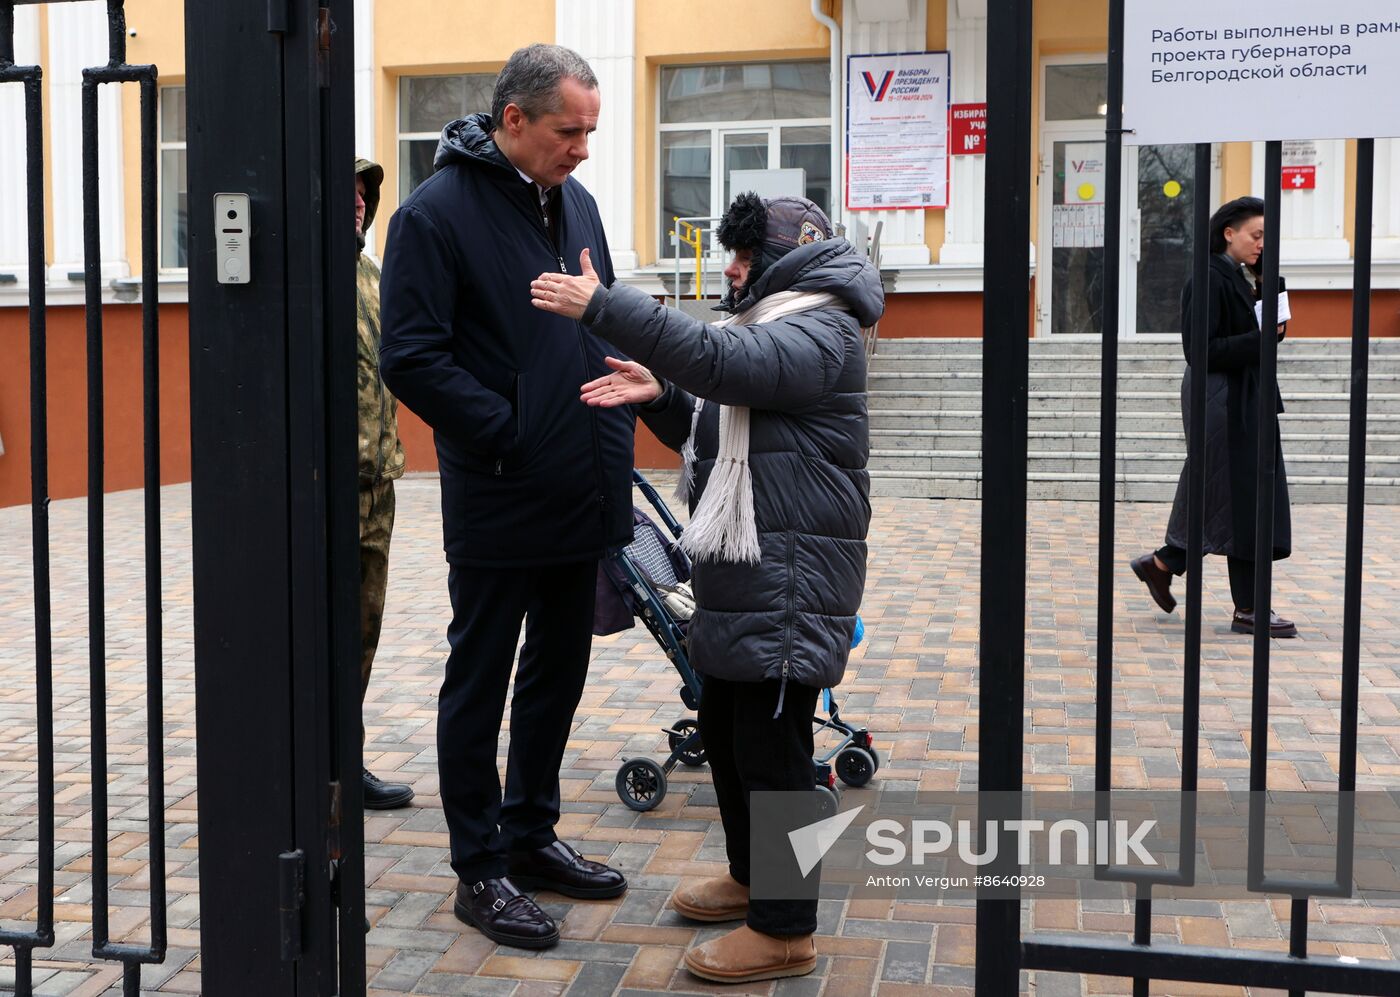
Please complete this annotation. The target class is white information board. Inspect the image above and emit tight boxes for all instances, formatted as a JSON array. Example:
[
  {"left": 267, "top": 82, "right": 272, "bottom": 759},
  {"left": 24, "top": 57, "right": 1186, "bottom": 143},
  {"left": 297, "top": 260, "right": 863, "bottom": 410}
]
[
  {"left": 845, "top": 51, "right": 950, "bottom": 210},
  {"left": 1123, "top": 3, "right": 1400, "bottom": 145}
]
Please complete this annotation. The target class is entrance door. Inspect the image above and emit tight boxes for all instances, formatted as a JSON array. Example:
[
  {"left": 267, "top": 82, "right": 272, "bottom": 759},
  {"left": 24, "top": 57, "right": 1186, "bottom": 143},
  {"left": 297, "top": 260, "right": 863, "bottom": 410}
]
[
  {"left": 1039, "top": 131, "right": 1108, "bottom": 336},
  {"left": 1125, "top": 143, "right": 1208, "bottom": 337},
  {"left": 1037, "top": 133, "right": 1218, "bottom": 337}
]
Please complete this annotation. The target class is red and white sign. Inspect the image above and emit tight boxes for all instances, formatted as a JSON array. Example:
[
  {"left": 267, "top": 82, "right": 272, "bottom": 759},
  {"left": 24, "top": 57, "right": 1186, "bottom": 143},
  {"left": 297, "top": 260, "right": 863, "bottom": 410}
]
[
  {"left": 950, "top": 103, "right": 987, "bottom": 156},
  {"left": 1282, "top": 166, "right": 1316, "bottom": 191}
]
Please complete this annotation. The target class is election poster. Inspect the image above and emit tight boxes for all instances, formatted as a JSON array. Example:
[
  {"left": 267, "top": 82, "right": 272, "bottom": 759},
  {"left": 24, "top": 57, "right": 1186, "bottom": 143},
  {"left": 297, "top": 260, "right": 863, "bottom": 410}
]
[
  {"left": 1123, "top": 2, "right": 1400, "bottom": 144},
  {"left": 846, "top": 51, "right": 951, "bottom": 210}
]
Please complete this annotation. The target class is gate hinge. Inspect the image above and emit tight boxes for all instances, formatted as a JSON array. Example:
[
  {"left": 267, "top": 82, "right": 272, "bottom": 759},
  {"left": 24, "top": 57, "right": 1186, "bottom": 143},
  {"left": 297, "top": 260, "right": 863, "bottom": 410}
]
[
  {"left": 317, "top": 7, "right": 332, "bottom": 88},
  {"left": 278, "top": 848, "right": 306, "bottom": 961},
  {"left": 267, "top": 0, "right": 288, "bottom": 34}
]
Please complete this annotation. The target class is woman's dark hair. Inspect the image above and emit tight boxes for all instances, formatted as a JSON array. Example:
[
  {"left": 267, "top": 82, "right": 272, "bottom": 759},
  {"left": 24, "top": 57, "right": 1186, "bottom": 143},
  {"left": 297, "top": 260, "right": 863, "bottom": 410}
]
[{"left": 1208, "top": 196, "right": 1265, "bottom": 255}]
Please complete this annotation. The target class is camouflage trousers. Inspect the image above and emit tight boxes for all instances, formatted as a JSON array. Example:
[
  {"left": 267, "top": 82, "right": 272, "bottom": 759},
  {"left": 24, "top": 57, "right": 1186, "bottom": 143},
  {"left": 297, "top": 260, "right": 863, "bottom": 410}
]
[{"left": 359, "top": 478, "right": 396, "bottom": 723}]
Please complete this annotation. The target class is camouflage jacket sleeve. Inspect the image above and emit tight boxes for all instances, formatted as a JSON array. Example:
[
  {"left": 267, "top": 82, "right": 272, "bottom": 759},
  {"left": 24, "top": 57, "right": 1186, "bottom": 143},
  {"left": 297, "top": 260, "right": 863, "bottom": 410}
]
[{"left": 357, "top": 254, "right": 406, "bottom": 481}]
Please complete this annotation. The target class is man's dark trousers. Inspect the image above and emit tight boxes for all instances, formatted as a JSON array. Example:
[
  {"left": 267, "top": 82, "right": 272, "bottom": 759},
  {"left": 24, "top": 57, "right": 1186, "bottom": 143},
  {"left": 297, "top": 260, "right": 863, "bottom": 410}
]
[{"left": 440, "top": 559, "right": 597, "bottom": 884}]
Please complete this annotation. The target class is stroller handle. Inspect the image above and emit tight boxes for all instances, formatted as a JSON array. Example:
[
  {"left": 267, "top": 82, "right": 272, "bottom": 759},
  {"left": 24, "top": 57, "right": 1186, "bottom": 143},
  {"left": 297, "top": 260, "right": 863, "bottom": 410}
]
[{"left": 632, "top": 469, "right": 685, "bottom": 541}]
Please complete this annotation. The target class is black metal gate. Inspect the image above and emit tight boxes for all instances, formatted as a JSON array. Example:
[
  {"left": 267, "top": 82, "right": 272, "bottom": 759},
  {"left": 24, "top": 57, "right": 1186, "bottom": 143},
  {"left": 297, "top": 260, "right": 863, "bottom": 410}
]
[
  {"left": 1, "top": 1, "right": 364, "bottom": 994},
  {"left": 977, "top": 2, "right": 1400, "bottom": 995}
]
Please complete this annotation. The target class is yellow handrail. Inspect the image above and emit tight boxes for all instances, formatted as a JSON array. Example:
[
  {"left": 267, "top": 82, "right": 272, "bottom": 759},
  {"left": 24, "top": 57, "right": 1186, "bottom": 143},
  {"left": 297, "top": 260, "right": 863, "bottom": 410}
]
[{"left": 669, "top": 216, "right": 706, "bottom": 300}]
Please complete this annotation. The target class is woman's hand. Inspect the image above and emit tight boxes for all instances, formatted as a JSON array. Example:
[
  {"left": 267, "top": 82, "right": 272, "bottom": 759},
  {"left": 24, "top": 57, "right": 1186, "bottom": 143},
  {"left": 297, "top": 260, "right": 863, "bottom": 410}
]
[
  {"left": 531, "top": 248, "right": 600, "bottom": 320},
  {"left": 581, "top": 357, "right": 662, "bottom": 408}
]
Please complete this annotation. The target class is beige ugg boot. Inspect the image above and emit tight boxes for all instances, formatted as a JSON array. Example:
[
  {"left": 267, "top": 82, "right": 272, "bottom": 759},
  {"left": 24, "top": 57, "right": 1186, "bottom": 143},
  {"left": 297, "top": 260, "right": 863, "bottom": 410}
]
[
  {"left": 683, "top": 924, "right": 817, "bottom": 983},
  {"left": 670, "top": 874, "right": 750, "bottom": 922}
]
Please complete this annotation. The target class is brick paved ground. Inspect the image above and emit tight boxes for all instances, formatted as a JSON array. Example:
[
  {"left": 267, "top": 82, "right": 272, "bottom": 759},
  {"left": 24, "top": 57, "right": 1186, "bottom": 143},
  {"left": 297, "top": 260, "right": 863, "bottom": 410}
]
[{"left": 1, "top": 475, "right": 1399, "bottom": 996}]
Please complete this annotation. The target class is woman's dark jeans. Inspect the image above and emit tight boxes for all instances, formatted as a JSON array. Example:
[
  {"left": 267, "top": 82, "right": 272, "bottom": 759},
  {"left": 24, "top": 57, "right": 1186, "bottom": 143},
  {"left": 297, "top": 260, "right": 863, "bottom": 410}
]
[{"left": 698, "top": 674, "right": 821, "bottom": 937}]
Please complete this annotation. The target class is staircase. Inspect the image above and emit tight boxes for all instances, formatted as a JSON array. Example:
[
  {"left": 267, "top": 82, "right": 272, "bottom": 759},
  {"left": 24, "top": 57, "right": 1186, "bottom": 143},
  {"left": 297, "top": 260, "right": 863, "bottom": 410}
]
[{"left": 867, "top": 339, "right": 1400, "bottom": 503}]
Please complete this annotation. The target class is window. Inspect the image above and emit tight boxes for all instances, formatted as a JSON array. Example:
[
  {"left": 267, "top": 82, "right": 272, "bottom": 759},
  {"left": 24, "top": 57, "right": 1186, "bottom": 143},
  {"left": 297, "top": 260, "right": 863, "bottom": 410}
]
[
  {"left": 398, "top": 74, "right": 495, "bottom": 201},
  {"left": 160, "top": 85, "right": 187, "bottom": 270},
  {"left": 1044, "top": 63, "right": 1108, "bottom": 122},
  {"left": 659, "top": 61, "right": 830, "bottom": 256}
]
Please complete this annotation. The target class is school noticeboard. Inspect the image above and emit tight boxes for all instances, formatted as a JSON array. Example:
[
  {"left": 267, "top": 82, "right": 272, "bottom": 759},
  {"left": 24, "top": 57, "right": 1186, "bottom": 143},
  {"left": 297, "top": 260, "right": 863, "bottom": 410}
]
[
  {"left": 1122, "top": 3, "right": 1400, "bottom": 145},
  {"left": 845, "top": 51, "right": 950, "bottom": 210}
]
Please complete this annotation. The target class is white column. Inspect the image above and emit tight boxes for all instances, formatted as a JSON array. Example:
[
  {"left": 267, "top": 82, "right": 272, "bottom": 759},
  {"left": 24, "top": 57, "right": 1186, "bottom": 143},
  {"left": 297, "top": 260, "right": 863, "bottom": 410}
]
[
  {"left": 353, "top": 0, "right": 377, "bottom": 250},
  {"left": 843, "top": 0, "right": 930, "bottom": 266},
  {"left": 1373, "top": 139, "right": 1400, "bottom": 261},
  {"left": 0, "top": 4, "right": 40, "bottom": 282},
  {"left": 47, "top": 0, "right": 128, "bottom": 282},
  {"left": 940, "top": 0, "right": 986, "bottom": 265},
  {"left": 555, "top": 0, "right": 638, "bottom": 273},
  {"left": 353, "top": 0, "right": 374, "bottom": 159},
  {"left": 1250, "top": 140, "right": 1350, "bottom": 262}
]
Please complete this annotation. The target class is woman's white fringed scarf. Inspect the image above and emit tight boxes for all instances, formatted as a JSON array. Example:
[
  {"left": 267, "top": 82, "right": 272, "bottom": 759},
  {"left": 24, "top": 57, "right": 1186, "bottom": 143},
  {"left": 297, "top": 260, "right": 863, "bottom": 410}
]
[{"left": 674, "top": 289, "right": 846, "bottom": 564}]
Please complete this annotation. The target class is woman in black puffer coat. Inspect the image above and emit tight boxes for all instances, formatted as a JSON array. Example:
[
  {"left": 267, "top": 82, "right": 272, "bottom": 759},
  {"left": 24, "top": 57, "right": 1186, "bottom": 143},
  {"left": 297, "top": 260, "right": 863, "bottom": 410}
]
[{"left": 532, "top": 194, "right": 883, "bottom": 985}]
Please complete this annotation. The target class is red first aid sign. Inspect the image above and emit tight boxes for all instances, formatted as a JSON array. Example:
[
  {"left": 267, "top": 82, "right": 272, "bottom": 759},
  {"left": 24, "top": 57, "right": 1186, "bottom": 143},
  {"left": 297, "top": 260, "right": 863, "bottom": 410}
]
[
  {"left": 950, "top": 103, "right": 987, "bottom": 156},
  {"left": 1282, "top": 166, "right": 1316, "bottom": 191}
]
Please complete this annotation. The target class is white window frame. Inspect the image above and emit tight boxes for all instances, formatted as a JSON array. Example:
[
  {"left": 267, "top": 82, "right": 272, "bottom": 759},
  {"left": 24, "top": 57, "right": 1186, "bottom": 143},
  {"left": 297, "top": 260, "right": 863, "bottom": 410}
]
[
  {"left": 158, "top": 83, "right": 187, "bottom": 275},
  {"left": 656, "top": 62, "right": 831, "bottom": 262}
]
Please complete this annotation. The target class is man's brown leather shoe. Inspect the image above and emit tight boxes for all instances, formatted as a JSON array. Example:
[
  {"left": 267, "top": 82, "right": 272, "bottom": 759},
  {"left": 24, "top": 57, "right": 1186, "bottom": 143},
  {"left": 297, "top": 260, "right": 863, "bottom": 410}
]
[
  {"left": 506, "top": 840, "right": 627, "bottom": 899},
  {"left": 1231, "top": 609, "right": 1298, "bottom": 638},
  {"left": 452, "top": 877, "right": 559, "bottom": 949},
  {"left": 1130, "top": 554, "right": 1177, "bottom": 614}
]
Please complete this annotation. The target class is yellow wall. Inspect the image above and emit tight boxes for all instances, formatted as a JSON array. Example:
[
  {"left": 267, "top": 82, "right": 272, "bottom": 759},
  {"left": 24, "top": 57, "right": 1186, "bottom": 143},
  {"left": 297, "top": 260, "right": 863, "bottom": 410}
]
[
  {"left": 1030, "top": 0, "right": 1108, "bottom": 242},
  {"left": 121, "top": 0, "right": 187, "bottom": 272},
  {"left": 371, "top": 1, "right": 555, "bottom": 251}
]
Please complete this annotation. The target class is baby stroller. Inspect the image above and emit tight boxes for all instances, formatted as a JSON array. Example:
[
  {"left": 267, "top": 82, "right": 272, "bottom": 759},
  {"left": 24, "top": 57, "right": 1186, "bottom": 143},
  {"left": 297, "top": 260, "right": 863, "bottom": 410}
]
[{"left": 604, "top": 470, "right": 879, "bottom": 813}]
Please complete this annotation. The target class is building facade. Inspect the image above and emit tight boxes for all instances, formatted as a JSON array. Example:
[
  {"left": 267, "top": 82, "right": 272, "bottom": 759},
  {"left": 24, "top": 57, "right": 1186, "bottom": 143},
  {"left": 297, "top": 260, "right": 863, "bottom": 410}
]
[{"left": 2, "top": 0, "right": 1399, "bottom": 503}]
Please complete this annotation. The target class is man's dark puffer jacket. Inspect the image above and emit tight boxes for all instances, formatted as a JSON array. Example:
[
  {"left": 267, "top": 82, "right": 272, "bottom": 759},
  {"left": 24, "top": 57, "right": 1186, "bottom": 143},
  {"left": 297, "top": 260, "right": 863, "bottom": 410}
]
[{"left": 587, "top": 238, "right": 884, "bottom": 691}]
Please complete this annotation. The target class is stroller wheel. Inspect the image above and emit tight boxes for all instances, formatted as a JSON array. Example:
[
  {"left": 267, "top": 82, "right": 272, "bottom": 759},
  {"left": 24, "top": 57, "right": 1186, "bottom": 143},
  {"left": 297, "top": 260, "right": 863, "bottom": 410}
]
[
  {"left": 813, "top": 783, "right": 841, "bottom": 818},
  {"left": 667, "top": 718, "right": 706, "bottom": 767},
  {"left": 836, "top": 746, "right": 876, "bottom": 788},
  {"left": 616, "top": 757, "right": 667, "bottom": 812}
]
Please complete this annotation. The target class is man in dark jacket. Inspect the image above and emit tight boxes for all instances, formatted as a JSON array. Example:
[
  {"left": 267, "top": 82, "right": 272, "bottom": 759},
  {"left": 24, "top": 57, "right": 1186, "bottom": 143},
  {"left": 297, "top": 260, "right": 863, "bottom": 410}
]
[
  {"left": 378, "top": 44, "right": 633, "bottom": 951},
  {"left": 533, "top": 194, "right": 883, "bottom": 984}
]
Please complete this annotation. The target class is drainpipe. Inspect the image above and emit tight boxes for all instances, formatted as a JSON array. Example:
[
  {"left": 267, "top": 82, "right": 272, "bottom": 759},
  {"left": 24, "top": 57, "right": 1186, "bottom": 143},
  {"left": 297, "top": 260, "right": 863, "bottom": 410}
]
[{"left": 810, "top": 0, "right": 842, "bottom": 228}]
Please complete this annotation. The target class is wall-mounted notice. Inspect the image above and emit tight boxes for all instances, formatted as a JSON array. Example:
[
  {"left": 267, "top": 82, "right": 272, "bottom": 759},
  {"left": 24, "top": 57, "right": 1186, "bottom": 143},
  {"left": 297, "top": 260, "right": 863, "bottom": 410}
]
[
  {"left": 950, "top": 103, "right": 987, "bottom": 156},
  {"left": 1122, "top": 1, "right": 1400, "bottom": 145},
  {"left": 846, "top": 50, "right": 951, "bottom": 210},
  {"left": 1065, "top": 144, "right": 1107, "bottom": 205},
  {"left": 1053, "top": 204, "right": 1105, "bottom": 249}
]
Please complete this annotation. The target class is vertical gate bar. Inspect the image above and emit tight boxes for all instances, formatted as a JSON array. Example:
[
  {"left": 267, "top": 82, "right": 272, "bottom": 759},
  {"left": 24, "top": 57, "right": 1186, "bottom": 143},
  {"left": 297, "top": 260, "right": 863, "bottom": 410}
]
[
  {"left": 1131, "top": 884, "right": 1152, "bottom": 997},
  {"left": 1335, "top": 138, "right": 1372, "bottom": 895},
  {"left": 81, "top": 70, "right": 112, "bottom": 954},
  {"left": 1094, "top": 0, "right": 1125, "bottom": 799},
  {"left": 976, "top": 0, "right": 1032, "bottom": 993},
  {"left": 139, "top": 69, "right": 168, "bottom": 957},
  {"left": 324, "top": 2, "right": 368, "bottom": 990},
  {"left": 14, "top": 946, "right": 32, "bottom": 997},
  {"left": 1179, "top": 141, "right": 1213, "bottom": 885},
  {"left": 24, "top": 66, "right": 56, "bottom": 962},
  {"left": 123, "top": 961, "right": 141, "bottom": 997},
  {"left": 1287, "top": 896, "right": 1309, "bottom": 997},
  {"left": 2, "top": 9, "right": 55, "bottom": 989},
  {"left": 105, "top": 0, "right": 126, "bottom": 66},
  {"left": 1247, "top": 141, "right": 1283, "bottom": 889}
]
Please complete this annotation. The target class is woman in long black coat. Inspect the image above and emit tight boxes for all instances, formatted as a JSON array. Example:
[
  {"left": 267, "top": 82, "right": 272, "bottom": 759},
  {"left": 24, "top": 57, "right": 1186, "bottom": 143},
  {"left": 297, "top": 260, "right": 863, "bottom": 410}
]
[{"left": 1130, "top": 196, "right": 1296, "bottom": 637}]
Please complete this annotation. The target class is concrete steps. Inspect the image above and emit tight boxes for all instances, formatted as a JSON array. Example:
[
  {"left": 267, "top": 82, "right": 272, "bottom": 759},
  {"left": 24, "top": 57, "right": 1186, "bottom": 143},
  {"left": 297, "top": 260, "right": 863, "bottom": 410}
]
[{"left": 866, "top": 338, "right": 1400, "bottom": 502}]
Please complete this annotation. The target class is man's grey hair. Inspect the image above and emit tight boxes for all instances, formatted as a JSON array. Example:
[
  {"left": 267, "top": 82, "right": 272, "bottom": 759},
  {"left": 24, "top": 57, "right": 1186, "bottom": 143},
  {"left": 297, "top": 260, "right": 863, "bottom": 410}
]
[{"left": 491, "top": 44, "right": 598, "bottom": 126}]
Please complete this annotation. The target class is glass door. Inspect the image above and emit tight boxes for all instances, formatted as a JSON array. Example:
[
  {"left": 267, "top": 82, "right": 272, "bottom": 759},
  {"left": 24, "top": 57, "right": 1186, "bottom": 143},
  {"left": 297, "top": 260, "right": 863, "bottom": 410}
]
[
  {"left": 1039, "top": 133, "right": 1107, "bottom": 336},
  {"left": 1125, "top": 145, "right": 1200, "bottom": 337}
]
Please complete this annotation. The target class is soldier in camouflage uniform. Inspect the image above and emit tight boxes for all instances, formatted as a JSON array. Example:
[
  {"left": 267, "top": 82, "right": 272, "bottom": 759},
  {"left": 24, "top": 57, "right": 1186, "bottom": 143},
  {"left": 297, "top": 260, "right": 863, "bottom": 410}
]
[{"left": 356, "top": 157, "right": 414, "bottom": 809}]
